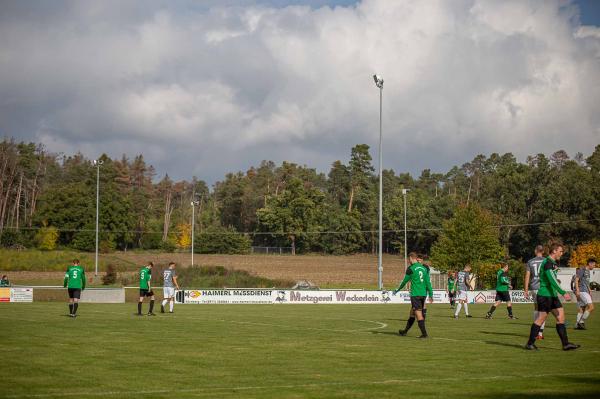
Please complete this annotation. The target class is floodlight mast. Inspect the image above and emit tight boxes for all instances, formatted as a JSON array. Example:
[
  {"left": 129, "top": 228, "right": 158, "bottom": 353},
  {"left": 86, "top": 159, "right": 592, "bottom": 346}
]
[
  {"left": 373, "top": 74, "right": 384, "bottom": 290},
  {"left": 191, "top": 199, "right": 200, "bottom": 266},
  {"left": 402, "top": 189, "right": 410, "bottom": 272},
  {"left": 93, "top": 159, "right": 103, "bottom": 277}
]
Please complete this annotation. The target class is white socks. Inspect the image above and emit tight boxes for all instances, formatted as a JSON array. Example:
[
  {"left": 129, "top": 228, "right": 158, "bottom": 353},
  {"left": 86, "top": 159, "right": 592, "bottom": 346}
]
[
  {"left": 170, "top": 300, "right": 174, "bottom": 312},
  {"left": 533, "top": 311, "right": 545, "bottom": 332},
  {"left": 455, "top": 303, "right": 462, "bottom": 316},
  {"left": 583, "top": 310, "right": 590, "bottom": 321},
  {"left": 454, "top": 303, "right": 468, "bottom": 316},
  {"left": 162, "top": 299, "right": 168, "bottom": 307}
]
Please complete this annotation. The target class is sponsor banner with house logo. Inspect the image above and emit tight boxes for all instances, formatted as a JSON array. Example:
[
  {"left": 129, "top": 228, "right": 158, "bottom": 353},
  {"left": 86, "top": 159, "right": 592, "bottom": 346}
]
[{"left": 467, "top": 290, "right": 534, "bottom": 304}]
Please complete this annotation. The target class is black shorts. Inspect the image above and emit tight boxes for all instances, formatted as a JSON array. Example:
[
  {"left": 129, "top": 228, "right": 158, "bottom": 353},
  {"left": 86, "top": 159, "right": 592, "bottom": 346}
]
[
  {"left": 495, "top": 291, "right": 511, "bottom": 302},
  {"left": 411, "top": 296, "right": 426, "bottom": 311},
  {"left": 139, "top": 289, "right": 154, "bottom": 297},
  {"left": 68, "top": 288, "right": 81, "bottom": 299},
  {"left": 537, "top": 296, "right": 562, "bottom": 313}
]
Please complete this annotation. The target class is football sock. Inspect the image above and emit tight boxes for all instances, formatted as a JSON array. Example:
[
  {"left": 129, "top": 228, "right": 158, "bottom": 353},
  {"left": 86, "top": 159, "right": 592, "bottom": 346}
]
[
  {"left": 422, "top": 308, "right": 427, "bottom": 319},
  {"left": 488, "top": 305, "right": 497, "bottom": 315},
  {"left": 149, "top": 300, "right": 155, "bottom": 313},
  {"left": 527, "top": 323, "right": 541, "bottom": 346},
  {"left": 169, "top": 301, "right": 174, "bottom": 312},
  {"left": 508, "top": 306, "right": 513, "bottom": 316},
  {"left": 73, "top": 303, "right": 78, "bottom": 315},
  {"left": 162, "top": 299, "right": 168, "bottom": 307},
  {"left": 417, "top": 320, "right": 427, "bottom": 336},
  {"left": 137, "top": 302, "right": 142, "bottom": 314},
  {"left": 463, "top": 303, "right": 469, "bottom": 315},
  {"left": 455, "top": 303, "right": 462, "bottom": 316},
  {"left": 576, "top": 312, "right": 583, "bottom": 324},
  {"left": 405, "top": 317, "right": 415, "bottom": 332},
  {"left": 583, "top": 311, "right": 590, "bottom": 322},
  {"left": 556, "top": 323, "right": 569, "bottom": 346},
  {"left": 69, "top": 303, "right": 73, "bottom": 314},
  {"left": 540, "top": 321, "right": 545, "bottom": 333}
]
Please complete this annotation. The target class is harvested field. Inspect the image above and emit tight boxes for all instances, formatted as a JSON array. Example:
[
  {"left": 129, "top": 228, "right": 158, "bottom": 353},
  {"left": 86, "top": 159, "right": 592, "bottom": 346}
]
[
  {"left": 110, "top": 252, "right": 410, "bottom": 288},
  {"left": 2, "top": 252, "right": 450, "bottom": 289}
]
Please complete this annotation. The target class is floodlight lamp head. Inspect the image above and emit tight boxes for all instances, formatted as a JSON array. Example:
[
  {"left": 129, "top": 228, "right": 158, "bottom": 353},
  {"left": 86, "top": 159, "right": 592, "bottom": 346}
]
[
  {"left": 93, "top": 159, "right": 104, "bottom": 166},
  {"left": 373, "top": 74, "right": 384, "bottom": 88},
  {"left": 402, "top": 188, "right": 410, "bottom": 195}
]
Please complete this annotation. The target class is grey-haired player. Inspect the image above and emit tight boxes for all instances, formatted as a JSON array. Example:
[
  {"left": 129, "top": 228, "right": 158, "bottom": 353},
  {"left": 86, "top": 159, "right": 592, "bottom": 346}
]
[
  {"left": 524, "top": 245, "right": 545, "bottom": 339},
  {"left": 454, "top": 265, "right": 473, "bottom": 318},
  {"left": 161, "top": 262, "right": 180, "bottom": 313}
]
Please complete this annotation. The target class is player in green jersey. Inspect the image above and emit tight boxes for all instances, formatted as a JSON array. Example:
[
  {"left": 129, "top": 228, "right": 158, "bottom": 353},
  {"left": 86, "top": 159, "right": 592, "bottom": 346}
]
[
  {"left": 525, "top": 243, "right": 579, "bottom": 351},
  {"left": 393, "top": 252, "right": 433, "bottom": 338},
  {"left": 447, "top": 271, "right": 456, "bottom": 308},
  {"left": 137, "top": 261, "right": 155, "bottom": 316},
  {"left": 417, "top": 254, "right": 431, "bottom": 319},
  {"left": 485, "top": 263, "right": 516, "bottom": 319},
  {"left": 63, "top": 259, "right": 86, "bottom": 317}
]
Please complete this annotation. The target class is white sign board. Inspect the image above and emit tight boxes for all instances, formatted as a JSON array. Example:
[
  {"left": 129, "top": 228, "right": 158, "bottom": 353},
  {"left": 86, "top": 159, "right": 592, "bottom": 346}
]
[
  {"left": 10, "top": 288, "right": 33, "bottom": 302},
  {"left": 178, "top": 289, "right": 539, "bottom": 305}
]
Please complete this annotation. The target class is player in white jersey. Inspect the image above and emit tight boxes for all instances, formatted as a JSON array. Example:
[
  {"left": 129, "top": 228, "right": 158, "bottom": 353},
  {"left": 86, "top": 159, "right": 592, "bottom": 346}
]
[
  {"left": 161, "top": 262, "right": 180, "bottom": 313},
  {"left": 524, "top": 245, "right": 545, "bottom": 339},
  {"left": 575, "top": 258, "right": 596, "bottom": 330},
  {"left": 454, "top": 264, "right": 473, "bottom": 318}
]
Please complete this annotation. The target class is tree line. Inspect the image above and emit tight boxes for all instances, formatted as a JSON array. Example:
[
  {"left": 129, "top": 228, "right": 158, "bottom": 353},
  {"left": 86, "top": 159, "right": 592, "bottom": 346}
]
[{"left": 1, "top": 138, "right": 598, "bottom": 264}]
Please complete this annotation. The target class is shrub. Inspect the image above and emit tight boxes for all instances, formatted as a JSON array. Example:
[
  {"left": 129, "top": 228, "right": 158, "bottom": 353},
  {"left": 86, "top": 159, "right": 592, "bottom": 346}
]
[
  {"left": 71, "top": 230, "right": 95, "bottom": 252},
  {"left": 1, "top": 230, "right": 27, "bottom": 248},
  {"left": 159, "top": 239, "right": 176, "bottom": 253},
  {"left": 102, "top": 264, "right": 118, "bottom": 285},
  {"left": 35, "top": 226, "right": 59, "bottom": 251},
  {"left": 194, "top": 226, "right": 251, "bottom": 254},
  {"left": 99, "top": 239, "right": 116, "bottom": 253},
  {"left": 176, "top": 265, "right": 292, "bottom": 288},
  {"left": 569, "top": 240, "right": 600, "bottom": 267}
]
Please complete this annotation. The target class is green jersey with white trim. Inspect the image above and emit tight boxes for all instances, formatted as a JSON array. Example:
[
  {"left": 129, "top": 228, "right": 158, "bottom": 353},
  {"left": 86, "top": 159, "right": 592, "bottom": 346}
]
[
  {"left": 63, "top": 265, "right": 86, "bottom": 289},
  {"left": 395, "top": 262, "right": 433, "bottom": 297},
  {"left": 447, "top": 277, "right": 456, "bottom": 292},
  {"left": 537, "top": 256, "right": 565, "bottom": 298},
  {"left": 495, "top": 269, "right": 510, "bottom": 292},
  {"left": 139, "top": 267, "right": 151, "bottom": 290}
]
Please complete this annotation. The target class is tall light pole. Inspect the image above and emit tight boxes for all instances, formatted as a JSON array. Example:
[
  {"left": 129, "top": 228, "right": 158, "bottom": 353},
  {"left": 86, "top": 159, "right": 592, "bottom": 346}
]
[
  {"left": 402, "top": 188, "right": 410, "bottom": 272},
  {"left": 373, "top": 74, "right": 384, "bottom": 290},
  {"left": 93, "top": 159, "right": 103, "bottom": 277},
  {"left": 191, "top": 199, "right": 200, "bottom": 266}
]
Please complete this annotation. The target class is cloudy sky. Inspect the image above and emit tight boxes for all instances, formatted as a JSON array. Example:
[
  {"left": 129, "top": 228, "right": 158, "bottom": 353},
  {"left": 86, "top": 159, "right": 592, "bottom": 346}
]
[{"left": 1, "top": 0, "right": 599, "bottom": 184}]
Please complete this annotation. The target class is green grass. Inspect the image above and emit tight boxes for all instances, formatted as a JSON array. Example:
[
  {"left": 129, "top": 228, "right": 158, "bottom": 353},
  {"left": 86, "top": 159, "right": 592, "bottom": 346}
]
[
  {"left": 0, "top": 249, "right": 138, "bottom": 272},
  {"left": 1, "top": 303, "right": 599, "bottom": 398}
]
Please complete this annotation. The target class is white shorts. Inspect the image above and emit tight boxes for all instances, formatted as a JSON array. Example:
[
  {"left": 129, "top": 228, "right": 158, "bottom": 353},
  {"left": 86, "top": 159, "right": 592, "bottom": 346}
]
[
  {"left": 163, "top": 287, "right": 176, "bottom": 298},
  {"left": 577, "top": 292, "right": 593, "bottom": 307},
  {"left": 456, "top": 290, "right": 468, "bottom": 301}
]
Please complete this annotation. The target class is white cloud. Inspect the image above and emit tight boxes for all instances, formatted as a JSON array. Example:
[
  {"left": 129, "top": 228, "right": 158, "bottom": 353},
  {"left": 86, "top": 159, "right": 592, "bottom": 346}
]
[{"left": 0, "top": 0, "right": 598, "bottom": 183}]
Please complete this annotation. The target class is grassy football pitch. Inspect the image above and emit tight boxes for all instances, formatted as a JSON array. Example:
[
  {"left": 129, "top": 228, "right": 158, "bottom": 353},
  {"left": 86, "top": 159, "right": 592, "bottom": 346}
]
[{"left": 1, "top": 303, "right": 599, "bottom": 399}]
